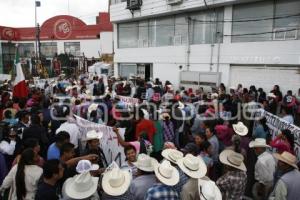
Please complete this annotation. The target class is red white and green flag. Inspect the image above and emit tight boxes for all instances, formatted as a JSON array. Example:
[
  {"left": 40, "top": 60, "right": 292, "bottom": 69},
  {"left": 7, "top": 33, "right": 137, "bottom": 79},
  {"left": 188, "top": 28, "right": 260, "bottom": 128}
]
[{"left": 13, "top": 49, "right": 29, "bottom": 98}]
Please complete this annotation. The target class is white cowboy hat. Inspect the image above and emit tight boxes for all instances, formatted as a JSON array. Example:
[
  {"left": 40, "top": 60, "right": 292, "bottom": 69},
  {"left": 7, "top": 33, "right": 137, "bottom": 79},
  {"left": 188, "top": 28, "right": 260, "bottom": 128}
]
[
  {"left": 267, "top": 93, "right": 276, "bottom": 98},
  {"left": 154, "top": 160, "right": 179, "bottom": 186},
  {"left": 64, "top": 172, "right": 99, "bottom": 199},
  {"left": 211, "top": 93, "right": 219, "bottom": 99},
  {"left": 88, "top": 103, "right": 98, "bottom": 114},
  {"left": 160, "top": 112, "right": 171, "bottom": 121},
  {"left": 162, "top": 149, "right": 184, "bottom": 164},
  {"left": 198, "top": 177, "right": 222, "bottom": 200},
  {"left": 86, "top": 130, "right": 103, "bottom": 141},
  {"left": 133, "top": 154, "right": 158, "bottom": 172},
  {"left": 249, "top": 138, "right": 270, "bottom": 148},
  {"left": 274, "top": 151, "right": 298, "bottom": 169},
  {"left": 178, "top": 101, "right": 185, "bottom": 109},
  {"left": 219, "top": 149, "right": 247, "bottom": 171},
  {"left": 76, "top": 160, "right": 99, "bottom": 174},
  {"left": 102, "top": 166, "right": 132, "bottom": 196},
  {"left": 233, "top": 122, "right": 248, "bottom": 136},
  {"left": 177, "top": 154, "right": 207, "bottom": 179},
  {"left": 229, "top": 86, "right": 236, "bottom": 90}
]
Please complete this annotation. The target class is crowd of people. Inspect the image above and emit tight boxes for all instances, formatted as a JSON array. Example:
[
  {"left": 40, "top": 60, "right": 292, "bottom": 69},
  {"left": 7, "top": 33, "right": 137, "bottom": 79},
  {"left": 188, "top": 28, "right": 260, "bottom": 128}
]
[{"left": 0, "top": 74, "right": 299, "bottom": 200}]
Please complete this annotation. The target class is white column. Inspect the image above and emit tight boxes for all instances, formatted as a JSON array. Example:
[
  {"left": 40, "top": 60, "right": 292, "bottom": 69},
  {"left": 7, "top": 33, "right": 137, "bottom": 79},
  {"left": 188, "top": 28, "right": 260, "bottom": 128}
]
[{"left": 223, "top": 5, "right": 233, "bottom": 44}]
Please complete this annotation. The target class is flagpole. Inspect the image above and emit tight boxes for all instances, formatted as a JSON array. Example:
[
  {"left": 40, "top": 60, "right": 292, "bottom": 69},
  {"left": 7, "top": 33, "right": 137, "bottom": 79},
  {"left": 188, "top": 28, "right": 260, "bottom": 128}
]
[{"left": 35, "top": 0, "right": 38, "bottom": 76}]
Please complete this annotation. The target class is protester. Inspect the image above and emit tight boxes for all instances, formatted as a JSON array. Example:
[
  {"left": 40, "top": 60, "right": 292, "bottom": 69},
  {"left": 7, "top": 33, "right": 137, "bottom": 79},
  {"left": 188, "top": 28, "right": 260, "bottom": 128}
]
[
  {"left": 0, "top": 148, "right": 43, "bottom": 200},
  {"left": 129, "top": 154, "right": 157, "bottom": 200},
  {"left": 47, "top": 131, "right": 70, "bottom": 160},
  {"left": 145, "top": 160, "right": 179, "bottom": 200},
  {"left": 216, "top": 149, "right": 247, "bottom": 200},
  {"left": 35, "top": 159, "right": 64, "bottom": 200},
  {"left": 178, "top": 154, "right": 207, "bottom": 200},
  {"left": 121, "top": 145, "right": 138, "bottom": 179},
  {"left": 269, "top": 151, "right": 300, "bottom": 200},
  {"left": 249, "top": 138, "right": 276, "bottom": 200}
]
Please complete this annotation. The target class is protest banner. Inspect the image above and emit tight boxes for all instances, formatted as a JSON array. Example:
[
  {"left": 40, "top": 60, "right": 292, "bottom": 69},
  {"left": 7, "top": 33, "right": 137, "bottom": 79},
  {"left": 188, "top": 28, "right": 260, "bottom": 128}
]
[
  {"left": 119, "top": 95, "right": 139, "bottom": 105},
  {"left": 74, "top": 115, "right": 126, "bottom": 166},
  {"left": 255, "top": 109, "right": 300, "bottom": 160}
]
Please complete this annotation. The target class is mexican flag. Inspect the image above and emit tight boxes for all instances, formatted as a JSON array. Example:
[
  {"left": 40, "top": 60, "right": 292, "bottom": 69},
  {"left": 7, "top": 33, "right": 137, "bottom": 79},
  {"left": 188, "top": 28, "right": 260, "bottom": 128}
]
[{"left": 13, "top": 49, "right": 29, "bottom": 98}]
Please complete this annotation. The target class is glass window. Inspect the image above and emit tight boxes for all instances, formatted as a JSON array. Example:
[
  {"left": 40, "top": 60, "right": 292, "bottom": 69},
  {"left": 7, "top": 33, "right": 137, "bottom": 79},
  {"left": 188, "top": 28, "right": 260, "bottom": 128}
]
[
  {"left": 175, "top": 15, "right": 188, "bottom": 45},
  {"left": 232, "top": 1, "right": 274, "bottom": 42},
  {"left": 64, "top": 42, "right": 81, "bottom": 56},
  {"left": 40, "top": 42, "right": 57, "bottom": 57},
  {"left": 118, "top": 63, "right": 137, "bottom": 78},
  {"left": 190, "top": 9, "right": 223, "bottom": 44},
  {"left": 155, "top": 17, "right": 175, "bottom": 46},
  {"left": 118, "top": 22, "right": 138, "bottom": 48},
  {"left": 138, "top": 20, "right": 149, "bottom": 47},
  {"left": 274, "top": 0, "right": 300, "bottom": 40},
  {"left": 18, "top": 43, "right": 34, "bottom": 58}
]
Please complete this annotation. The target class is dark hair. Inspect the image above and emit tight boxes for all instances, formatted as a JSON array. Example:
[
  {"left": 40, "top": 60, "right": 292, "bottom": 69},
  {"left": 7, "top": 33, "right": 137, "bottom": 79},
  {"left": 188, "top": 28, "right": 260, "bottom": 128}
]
[
  {"left": 282, "top": 129, "right": 294, "bottom": 149},
  {"left": 138, "top": 109, "right": 144, "bottom": 119},
  {"left": 201, "top": 141, "right": 212, "bottom": 152},
  {"left": 124, "top": 145, "right": 136, "bottom": 155},
  {"left": 43, "top": 159, "right": 60, "bottom": 179},
  {"left": 16, "top": 148, "right": 35, "bottom": 199},
  {"left": 55, "top": 131, "right": 70, "bottom": 144},
  {"left": 233, "top": 136, "right": 242, "bottom": 153},
  {"left": 18, "top": 99, "right": 27, "bottom": 109},
  {"left": 23, "top": 138, "right": 39, "bottom": 149},
  {"left": 260, "top": 117, "right": 269, "bottom": 133},
  {"left": 4, "top": 110, "right": 12, "bottom": 119},
  {"left": 30, "top": 114, "right": 41, "bottom": 125},
  {"left": 60, "top": 142, "right": 75, "bottom": 156}
]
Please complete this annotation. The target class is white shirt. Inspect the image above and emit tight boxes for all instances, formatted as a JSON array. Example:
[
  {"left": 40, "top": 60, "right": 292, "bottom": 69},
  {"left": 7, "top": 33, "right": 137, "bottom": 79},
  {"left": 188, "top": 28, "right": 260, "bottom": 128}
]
[
  {"left": 255, "top": 151, "right": 276, "bottom": 185},
  {"left": 0, "top": 165, "right": 43, "bottom": 200},
  {"left": 0, "top": 140, "right": 16, "bottom": 155},
  {"left": 282, "top": 115, "right": 294, "bottom": 124},
  {"left": 56, "top": 122, "right": 81, "bottom": 148}
]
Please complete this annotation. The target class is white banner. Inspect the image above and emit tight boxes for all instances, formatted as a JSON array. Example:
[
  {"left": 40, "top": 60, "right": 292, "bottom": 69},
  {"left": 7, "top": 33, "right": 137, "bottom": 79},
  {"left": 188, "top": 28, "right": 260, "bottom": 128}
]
[
  {"left": 119, "top": 95, "right": 139, "bottom": 105},
  {"left": 75, "top": 115, "right": 126, "bottom": 166},
  {"left": 255, "top": 109, "right": 300, "bottom": 160}
]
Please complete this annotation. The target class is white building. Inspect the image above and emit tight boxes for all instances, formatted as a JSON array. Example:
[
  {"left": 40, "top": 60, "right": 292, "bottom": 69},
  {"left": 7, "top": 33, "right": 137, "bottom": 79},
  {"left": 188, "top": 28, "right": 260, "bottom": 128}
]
[{"left": 110, "top": 0, "right": 300, "bottom": 94}]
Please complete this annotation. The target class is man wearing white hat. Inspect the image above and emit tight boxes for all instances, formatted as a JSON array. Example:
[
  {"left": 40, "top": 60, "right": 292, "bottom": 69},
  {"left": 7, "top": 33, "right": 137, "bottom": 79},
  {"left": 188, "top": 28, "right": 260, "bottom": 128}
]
[
  {"left": 269, "top": 151, "right": 300, "bottom": 200},
  {"left": 249, "top": 138, "right": 276, "bottom": 200},
  {"left": 216, "top": 149, "right": 247, "bottom": 200},
  {"left": 82, "top": 130, "right": 107, "bottom": 169},
  {"left": 129, "top": 154, "right": 158, "bottom": 200},
  {"left": 177, "top": 154, "right": 207, "bottom": 200},
  {"left": 145, "top": 160, "right": 180, "bottom": 200},
  {"left": 198, "top": 176, "right": 222, "bottom": 200},
  {"left": 161, "top": 148, "right": 189, "bottom": 194},
  {"left": 101, "top": 163, "right": 133, "bottom": 200}
]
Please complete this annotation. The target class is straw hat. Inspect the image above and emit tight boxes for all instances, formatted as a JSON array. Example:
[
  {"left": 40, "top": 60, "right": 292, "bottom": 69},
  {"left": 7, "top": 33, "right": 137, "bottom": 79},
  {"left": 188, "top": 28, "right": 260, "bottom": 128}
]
[
  {"left": 219, "top": 149, "right": 246, "bottom": 171},
  {"left": 154, "top": 160, "right": 179, "bottom": 186},
  {"left": 177, "top": 154, "right": 207, "bottom": 179},
  {"left": 274, "top": 151, "right": 298, "bottom": 169},
  {"left": 76, "top": 160, "right": 99, "bottom": 174},
  {"left": 198, "top": 177, "right": 222, "bottom": 200},
  {"left": 133, "top": 154, "right": 158, "bottom": 172},
  {"left": 88, "top": 103, "right": 98, "bottom": 114},
  {"left": 233, "top": 122, "right": 248, "bottom": 136},
  {"left": 64, "top": 172, "right": 99, "bottom": 199},
  {"left": 178, "top": 101, "right": 185, "bottom": 109},
  {"left": 211, "top": 93, "right": 219, "bottom": 99},
  {"left": 102, "top": 166, "right": 132, "bottom": 196},
  {"left": 249, "top": 138, "right": 270, "bottom": 148},
  {"left": 162, "top": 149, "right": 184, "bottom": 164},
  {"left": 85, "top": 130, "right": 103, "bottom": 141}
]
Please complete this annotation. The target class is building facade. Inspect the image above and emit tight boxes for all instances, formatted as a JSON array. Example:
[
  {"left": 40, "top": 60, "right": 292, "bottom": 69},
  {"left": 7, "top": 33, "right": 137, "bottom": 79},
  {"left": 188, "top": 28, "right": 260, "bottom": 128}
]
[
  {"left": 0, "top": 12, "right": 113, "bottom": 76},
  {"left": 110, "top": 0, "right": 300, "bottom": 93}
]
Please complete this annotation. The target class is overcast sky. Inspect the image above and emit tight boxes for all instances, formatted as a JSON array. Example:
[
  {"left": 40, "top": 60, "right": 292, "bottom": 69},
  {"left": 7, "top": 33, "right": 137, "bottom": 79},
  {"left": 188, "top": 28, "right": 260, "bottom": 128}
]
[{"left": 0, "top": 0, "right": 109, "bottom": 27}]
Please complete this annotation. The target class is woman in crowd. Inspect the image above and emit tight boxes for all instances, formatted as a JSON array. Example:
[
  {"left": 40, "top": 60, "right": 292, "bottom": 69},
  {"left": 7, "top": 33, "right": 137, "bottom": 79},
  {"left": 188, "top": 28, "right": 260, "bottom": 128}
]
[
  {"left": 0, "top": 148, "right": 43, "bottom": 200},
  {"left": 270, "top": 129, "right": 294, "bottom": 154}
]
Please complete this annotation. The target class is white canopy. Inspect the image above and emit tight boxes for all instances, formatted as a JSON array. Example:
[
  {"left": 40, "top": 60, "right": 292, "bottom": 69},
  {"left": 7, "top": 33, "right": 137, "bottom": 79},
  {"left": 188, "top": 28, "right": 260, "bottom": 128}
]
[{"left": 88, "top": 62, "right": 111, "bottom": 75}]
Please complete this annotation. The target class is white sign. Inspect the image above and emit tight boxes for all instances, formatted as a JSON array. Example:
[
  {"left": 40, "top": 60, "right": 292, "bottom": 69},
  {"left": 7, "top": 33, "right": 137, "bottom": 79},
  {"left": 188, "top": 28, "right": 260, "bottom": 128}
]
[
  {"left": 119, "top": 95, "right": 139, "bottom": 105},
  {"left": 75, "top": 115, "right": 126, "bottom": 166},
  {"left": 255, "top": 109, "right": 300, "bottom": 160}
]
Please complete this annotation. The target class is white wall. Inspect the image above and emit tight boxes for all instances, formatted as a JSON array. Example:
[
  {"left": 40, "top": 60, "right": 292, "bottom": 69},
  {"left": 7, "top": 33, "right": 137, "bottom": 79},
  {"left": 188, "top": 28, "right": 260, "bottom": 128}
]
[
  {"left": 100, "top": 32, "right": 113, "bottom": 54},
  {"left": 110, "top": 0, "right": 261, "bottom": 22}
]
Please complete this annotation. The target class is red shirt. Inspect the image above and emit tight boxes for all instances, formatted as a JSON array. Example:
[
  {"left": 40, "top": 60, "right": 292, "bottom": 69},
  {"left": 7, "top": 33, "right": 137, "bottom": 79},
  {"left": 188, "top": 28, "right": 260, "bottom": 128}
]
[
  {"left": 135, "top": 119, "right": 156, "bottom": 143},
  {"left": 270, "top": 136, "right": 293, "bottom": 154}
]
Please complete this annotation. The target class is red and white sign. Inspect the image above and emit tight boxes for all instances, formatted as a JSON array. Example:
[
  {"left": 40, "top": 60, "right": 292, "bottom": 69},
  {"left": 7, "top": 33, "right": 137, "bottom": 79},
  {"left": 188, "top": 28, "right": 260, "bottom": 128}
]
[
  {"left": 53, "top": 19, "right": 72, "bottom": 39},
  {"left": 2, "top": 28, "right": 15, "bottom": 40}
]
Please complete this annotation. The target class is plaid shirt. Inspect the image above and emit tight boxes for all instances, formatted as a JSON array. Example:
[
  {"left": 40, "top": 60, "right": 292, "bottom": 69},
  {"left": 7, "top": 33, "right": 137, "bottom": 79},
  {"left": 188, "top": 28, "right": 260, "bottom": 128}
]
[
  {"left": 216, "top": 170, "right": 247, "bottom": 200},
  {"left": 173, "top": 167, "right": 189, "bottom": 194},
  {"left": 145, "top": 183, "right": 179, "bottom": 200},
  {"left": 102, "top": 191, "right": 133, "bottom": 200}
]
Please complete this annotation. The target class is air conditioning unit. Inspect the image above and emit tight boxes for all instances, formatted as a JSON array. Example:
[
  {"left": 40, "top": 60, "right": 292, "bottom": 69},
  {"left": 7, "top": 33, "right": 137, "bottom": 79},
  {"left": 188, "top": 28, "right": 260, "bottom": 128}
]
[
  {"left": 167, "top": 0, "right": 183, "bottom": 5},
  {"left": 127, "top": 0, "right": 142, "bottom": 10},
  {"left": 273, "top": 28, "right": 298, "bottom": 41}
]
